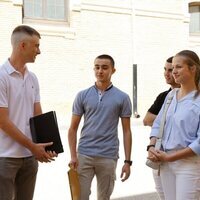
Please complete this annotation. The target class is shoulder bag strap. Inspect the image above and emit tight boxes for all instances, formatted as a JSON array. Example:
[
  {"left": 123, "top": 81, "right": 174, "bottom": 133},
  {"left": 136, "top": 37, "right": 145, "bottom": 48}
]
[{"left": 157, "top": 89, "right": 176, "bottom": 139}]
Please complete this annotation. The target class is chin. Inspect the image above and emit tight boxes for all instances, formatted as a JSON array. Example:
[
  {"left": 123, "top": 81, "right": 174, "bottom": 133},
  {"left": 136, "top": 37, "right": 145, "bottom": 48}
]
[
  {"left": 97, "top": 79, "right": 104, "bottom": 82},
  {"left": 166, "top": 80, "right": 171, "bottom": 84},
  {"left": 28, "top": 60, "right": 35, "bottom": 64},
  {"left": 31, "top": 58, "right": 36, "bottom": 63},
  {"left": 174, "top": 80, "right": 180, "bottom": 84}
]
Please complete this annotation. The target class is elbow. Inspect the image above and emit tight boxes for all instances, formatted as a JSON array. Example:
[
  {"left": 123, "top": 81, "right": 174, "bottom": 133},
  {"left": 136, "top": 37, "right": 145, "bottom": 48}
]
[
  {"left": 68, "top": 127, "right": 77, "bottom": 138},
  {"left": 143, "top": 119, "right": 148, "bottom": 126},
  {"left": 143, "top": 118, "right": 149, "bottom": 126},
  {"left": 0, "top": 117, "right": 6, "bottom": 129},
  {"left": 143, "top": 119, "right": 152, "bottom": 127}
]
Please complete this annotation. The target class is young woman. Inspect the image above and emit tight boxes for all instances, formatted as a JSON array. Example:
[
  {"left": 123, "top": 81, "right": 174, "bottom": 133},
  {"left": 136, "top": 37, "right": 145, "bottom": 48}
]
[{"left": 147, "top": 50, "right": 200, "bottom": 200}]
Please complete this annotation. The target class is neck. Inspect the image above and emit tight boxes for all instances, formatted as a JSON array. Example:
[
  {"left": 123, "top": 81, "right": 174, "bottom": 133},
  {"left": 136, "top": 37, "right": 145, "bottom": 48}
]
[
  {"left": 171, "top": 83, "right": 180, "bottom": 89},
  {"left": 9, "top": 54, "right": 26, "bottom": 75},
  {"left": 178, "top": 82, "right": 197, "bottom": 98},
  {"left": 95, "top": 81, "right": 112, "bottom": 91}
]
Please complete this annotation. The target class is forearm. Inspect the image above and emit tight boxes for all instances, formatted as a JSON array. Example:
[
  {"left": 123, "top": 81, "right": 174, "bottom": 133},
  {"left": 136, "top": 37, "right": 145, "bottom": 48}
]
[
  {"left": 68, "top": 128, "right": 78, "bottom": 159},
  {"left": 167, "top": 147, "right": 196, "bottom": 162},
  {"left": 123, "top": 130, "right": 132, "bottom": 160},
  {"left": 149, "top": 136, "right": 157, "bottom": 145},
  {"left": 0, "top": 118, "right": 34, "bottom": 150}
]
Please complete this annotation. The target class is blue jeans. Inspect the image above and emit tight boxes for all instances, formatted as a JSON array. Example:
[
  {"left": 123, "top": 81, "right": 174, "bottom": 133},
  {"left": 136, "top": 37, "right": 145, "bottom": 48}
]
[
  {"left": 78, "top": 154, "right": 117, "bottom": 200},
  {"left": 0, "top": 156, "right": 38, "bottom": 200}
]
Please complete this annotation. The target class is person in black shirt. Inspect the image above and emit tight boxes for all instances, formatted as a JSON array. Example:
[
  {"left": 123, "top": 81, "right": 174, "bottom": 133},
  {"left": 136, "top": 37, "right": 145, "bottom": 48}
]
[{"left": 143, "top": 56, "right": 180, "bottom": 126}]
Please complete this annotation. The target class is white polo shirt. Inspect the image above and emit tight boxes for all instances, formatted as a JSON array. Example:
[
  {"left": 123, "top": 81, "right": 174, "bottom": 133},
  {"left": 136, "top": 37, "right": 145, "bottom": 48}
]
[{"left": 0, "top": 59, "right": 40, "bottom": 157}]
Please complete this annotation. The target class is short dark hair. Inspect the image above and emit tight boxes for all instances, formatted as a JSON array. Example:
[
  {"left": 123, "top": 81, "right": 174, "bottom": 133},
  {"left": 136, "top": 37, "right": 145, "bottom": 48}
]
[
  {"left": 166, "top": 56, "right": 173, "bottom": 63},
  {"left": 12, "top": 25, "right": 41, "bottom": 39},
  {"left": 95, "top": 54, "right": 115, "bottom": 67}
]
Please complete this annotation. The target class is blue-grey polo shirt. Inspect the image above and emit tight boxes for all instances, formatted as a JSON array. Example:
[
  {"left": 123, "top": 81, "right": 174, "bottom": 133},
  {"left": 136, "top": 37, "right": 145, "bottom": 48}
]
[{"left": 72, "top": 84, "right": 132, "bottom": 159}]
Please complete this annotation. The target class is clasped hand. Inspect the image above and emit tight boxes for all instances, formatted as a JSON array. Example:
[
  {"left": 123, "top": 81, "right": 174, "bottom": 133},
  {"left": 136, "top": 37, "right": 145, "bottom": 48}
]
[{"left": 148, "top": 148, "right": 169, "bottom": 162}]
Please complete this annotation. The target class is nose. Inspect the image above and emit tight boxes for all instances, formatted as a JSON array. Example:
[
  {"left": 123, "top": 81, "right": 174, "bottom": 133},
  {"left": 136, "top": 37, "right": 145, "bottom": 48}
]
[
  {"left": 98, "top": 67, "right": 103, "bottom": 72},
  {"left": 37, "top": 48, "right": 41, "bottom": 55},
  {"left": 164, "top": 71, "right": 168, "bottom": 76},
  {"left": 164, "top": 70, "right": 170, "bottom": 78},
  {"left": 172, "top": 68, "right": 177, "bottom": 74}
]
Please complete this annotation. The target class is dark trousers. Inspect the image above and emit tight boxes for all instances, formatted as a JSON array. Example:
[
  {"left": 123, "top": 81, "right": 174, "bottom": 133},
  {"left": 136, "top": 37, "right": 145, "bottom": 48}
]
[{"left": 0, "top": 156, "right": 38, "bottom": 200}]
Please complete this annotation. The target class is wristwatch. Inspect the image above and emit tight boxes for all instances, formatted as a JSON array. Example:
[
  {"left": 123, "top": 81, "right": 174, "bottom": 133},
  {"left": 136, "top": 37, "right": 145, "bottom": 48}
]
[
  {"left": 124, "top": 160, "right": 132, "bottom": 166},
  {"left": 146, "top": 144, "right": 155, "bottom": 151}
]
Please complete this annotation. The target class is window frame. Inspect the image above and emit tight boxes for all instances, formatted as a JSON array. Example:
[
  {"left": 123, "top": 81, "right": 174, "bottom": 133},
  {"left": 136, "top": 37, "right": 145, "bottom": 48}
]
[
  {"left": 189, "top": 2, "right": 200, "bottom": 34},
  {"left": 22, "top": 0, "right": 69, "bottom": 26}
]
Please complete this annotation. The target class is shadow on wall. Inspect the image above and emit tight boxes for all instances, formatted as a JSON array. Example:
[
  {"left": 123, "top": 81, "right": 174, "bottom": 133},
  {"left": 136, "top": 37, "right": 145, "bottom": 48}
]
[{"left": 111, "top": 192, "right": 159, "bottom": 200}]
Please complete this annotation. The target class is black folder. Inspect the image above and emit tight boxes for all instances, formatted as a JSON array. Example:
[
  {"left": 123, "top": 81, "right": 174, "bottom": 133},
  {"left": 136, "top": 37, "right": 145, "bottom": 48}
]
[{"left": 29, "top": 111, "right": 64, "bottom": 154}]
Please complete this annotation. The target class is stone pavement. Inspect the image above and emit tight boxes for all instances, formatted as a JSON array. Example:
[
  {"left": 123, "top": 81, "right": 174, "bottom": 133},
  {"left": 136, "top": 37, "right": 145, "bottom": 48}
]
[
  {"left": 33, "top": 118, "right": 159, "bottom": 200},
  {"left": 113, "top": 192, "right": 159, "bottom": 200}
]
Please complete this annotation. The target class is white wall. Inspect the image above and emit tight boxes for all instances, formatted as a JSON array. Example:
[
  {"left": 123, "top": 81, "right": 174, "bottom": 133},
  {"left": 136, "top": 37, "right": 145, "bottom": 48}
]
[{"left": 0, "top": 0, "right": 194, "bottom": 121}]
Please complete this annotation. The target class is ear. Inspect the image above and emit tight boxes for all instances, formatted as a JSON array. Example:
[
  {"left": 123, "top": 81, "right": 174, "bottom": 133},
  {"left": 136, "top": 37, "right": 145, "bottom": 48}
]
[
  {"left": 19, "top": 41, "right": 26, "bottom": 50},
  {"left": 112, "top": 67, "right": 116, "bottom": 74},
  {"left": 191, "top": 65, "right": 196, "bottom": 73}
]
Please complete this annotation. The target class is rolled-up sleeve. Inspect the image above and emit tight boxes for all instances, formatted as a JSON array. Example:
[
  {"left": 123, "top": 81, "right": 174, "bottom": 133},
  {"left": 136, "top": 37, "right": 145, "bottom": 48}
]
[
  {"left": 150, "top": 102, "right": 165, "bottom": 138},
  {"left": 188, "top": 126, "right": 200, "bottom": 155}
]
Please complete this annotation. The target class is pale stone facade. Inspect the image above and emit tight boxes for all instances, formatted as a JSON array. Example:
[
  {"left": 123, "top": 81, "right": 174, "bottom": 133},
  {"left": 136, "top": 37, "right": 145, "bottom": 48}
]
[{"left": 0, "top": 0, "right": 199, "bottom": 122}]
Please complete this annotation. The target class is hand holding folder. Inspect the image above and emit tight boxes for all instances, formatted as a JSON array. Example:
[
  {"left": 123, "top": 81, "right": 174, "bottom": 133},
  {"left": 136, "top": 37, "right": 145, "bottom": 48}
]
[{"left": 68, "top": 166, "right": 80, "bottom": 200}]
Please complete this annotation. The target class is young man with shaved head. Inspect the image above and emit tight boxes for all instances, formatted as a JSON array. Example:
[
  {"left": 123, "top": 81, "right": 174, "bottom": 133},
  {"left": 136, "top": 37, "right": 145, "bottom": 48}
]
[
  {"left": 0, "top": 25, "right": 56, "bottom": 200},
  {"left": 68, "top": 54, "right": 132, "bottom": 200}
]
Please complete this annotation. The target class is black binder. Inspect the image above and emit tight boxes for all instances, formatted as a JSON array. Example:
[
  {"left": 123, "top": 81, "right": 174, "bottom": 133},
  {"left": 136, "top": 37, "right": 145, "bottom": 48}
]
[{"left": 30, "top": 111, "right": 64, "bottom": 154}]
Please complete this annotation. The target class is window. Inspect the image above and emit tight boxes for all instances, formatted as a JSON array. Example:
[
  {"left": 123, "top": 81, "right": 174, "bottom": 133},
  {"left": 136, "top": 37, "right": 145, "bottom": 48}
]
[
  {"left": 23, "top": 0, "right": 68, "bottom": 23},
  {"left": 189, "top": 2, "right": 200, "bottom": 33}
]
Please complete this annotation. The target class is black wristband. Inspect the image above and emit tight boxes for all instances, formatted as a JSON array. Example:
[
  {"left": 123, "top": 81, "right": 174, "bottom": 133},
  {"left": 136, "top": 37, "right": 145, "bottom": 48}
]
[
  {"left": 124, "top": 160, "right": 132, "bottom": 166},
  {"left": 147, "top": 144, "right": 155, "bottom": 151}
]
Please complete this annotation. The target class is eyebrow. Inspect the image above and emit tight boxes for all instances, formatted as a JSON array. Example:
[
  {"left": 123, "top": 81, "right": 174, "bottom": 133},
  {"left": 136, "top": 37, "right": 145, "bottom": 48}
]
[{"left": 95, "top": 64, "right": 109, "bottom": 67}]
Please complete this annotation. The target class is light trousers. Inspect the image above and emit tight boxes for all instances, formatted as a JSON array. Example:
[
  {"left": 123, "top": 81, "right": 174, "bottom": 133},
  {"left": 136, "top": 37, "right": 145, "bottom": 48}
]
[
  {"left": 153, "top": 169, "right": 165, "bottom": 200},
  {"left": 160, "top": 155, "right": 200, "bottom": 200},
  {"left": 0, "top": 156, "right": 38, "bottom": 200},
  {"left": 78, "top": 154, "right": 117, "bottom": 200}
]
